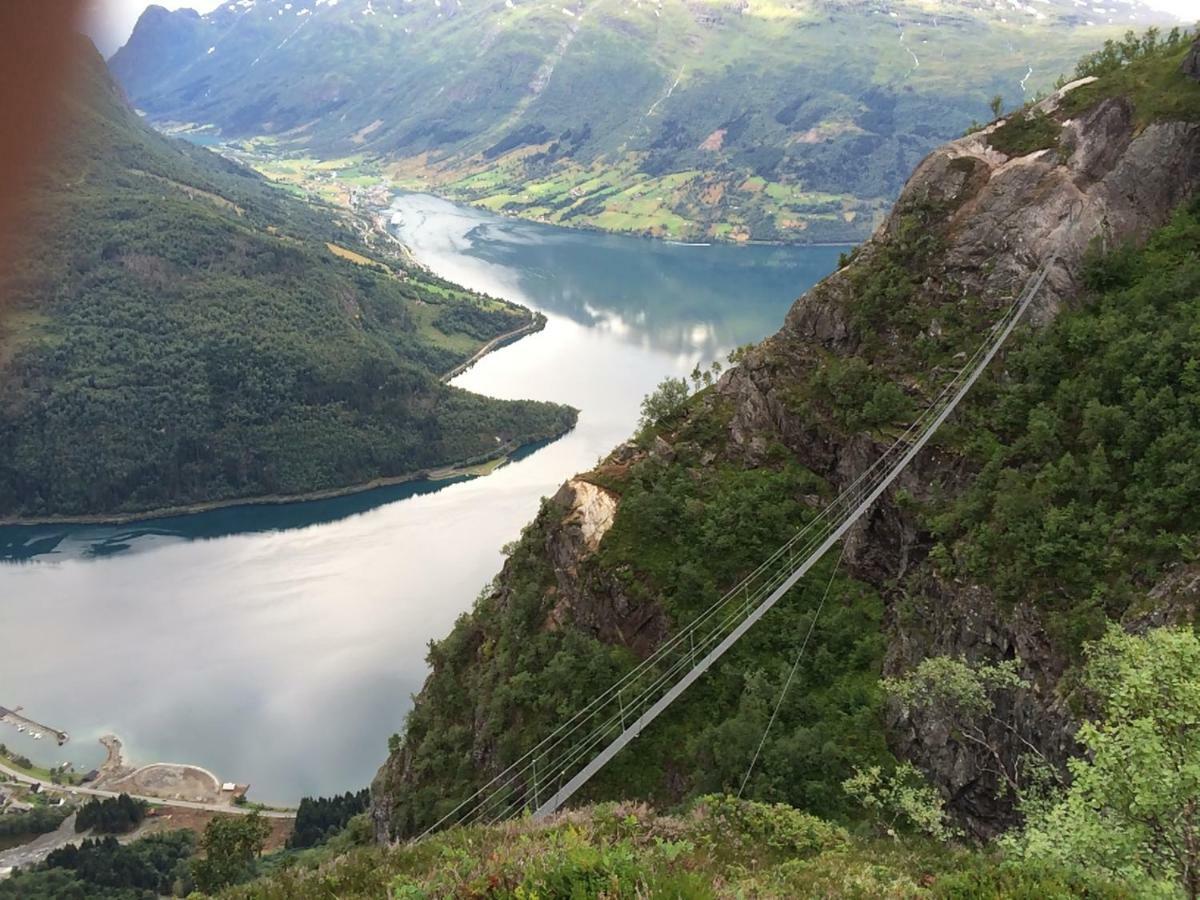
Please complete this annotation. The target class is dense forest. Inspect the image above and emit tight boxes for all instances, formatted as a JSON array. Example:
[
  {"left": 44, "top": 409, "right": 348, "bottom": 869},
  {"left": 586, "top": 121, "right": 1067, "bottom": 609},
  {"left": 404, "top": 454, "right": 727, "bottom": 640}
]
[
  {"left": 0, "top": 39, "right": 575, "bottom": 519},
  {"left": 287, "top": 790, "right": 370, "bottom": 850},
  {"left": 75, "top": 794, "right": 147, "bottom": 835},
  {"left": 934, "top": 193, "right": 1200, "bottom": 650},
  {"left": 0, "top": 831, "right": 196, "bottom": 899}
]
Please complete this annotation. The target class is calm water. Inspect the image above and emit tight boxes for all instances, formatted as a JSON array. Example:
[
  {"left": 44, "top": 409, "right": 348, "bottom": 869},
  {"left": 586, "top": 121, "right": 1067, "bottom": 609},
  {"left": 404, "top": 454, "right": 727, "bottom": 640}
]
[{"left": 0, "top": 194, "right": 843, "bottom": 804}]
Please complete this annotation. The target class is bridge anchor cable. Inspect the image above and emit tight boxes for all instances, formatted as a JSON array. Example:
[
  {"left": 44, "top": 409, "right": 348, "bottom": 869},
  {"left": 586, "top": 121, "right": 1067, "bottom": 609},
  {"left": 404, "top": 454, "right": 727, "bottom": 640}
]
[{"left": 415, "top": 256, "right": 1057, "bottom": 839}]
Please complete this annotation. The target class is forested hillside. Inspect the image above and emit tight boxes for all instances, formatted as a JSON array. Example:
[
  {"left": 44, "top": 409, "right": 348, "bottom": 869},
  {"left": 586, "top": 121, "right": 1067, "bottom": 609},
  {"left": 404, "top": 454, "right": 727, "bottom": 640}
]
[
  {"left": 369, "top": 27, "right": 1200, "bottom": 859},
  {"left": 0, "top": 39, "right": 575, "bottom": 520},
  {"left": 108, "top": 0, "right": 1178, "bottom": 243}
]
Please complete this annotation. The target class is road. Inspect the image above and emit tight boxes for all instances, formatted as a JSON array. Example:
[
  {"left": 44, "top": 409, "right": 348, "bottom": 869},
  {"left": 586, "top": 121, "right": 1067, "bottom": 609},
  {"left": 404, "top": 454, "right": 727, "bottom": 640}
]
[
  {"left": 0, "top": 812, "right": 81, "bottom": 871},
  {"left": 0, "top": 758, "right": 294, "bottom": 819}
]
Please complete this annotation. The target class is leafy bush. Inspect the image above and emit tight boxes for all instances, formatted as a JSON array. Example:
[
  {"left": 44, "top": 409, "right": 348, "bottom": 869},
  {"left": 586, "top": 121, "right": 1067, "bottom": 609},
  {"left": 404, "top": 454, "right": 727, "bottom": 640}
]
[
  {"left": 986, "top": 110, "right": 1060, "bottom": 157},
  {"left": 932, "top": 856, "right": 1135, "bottom": 899},
  {"left": 1010, "top": 627, "right": 1200, "bottom": 896},
  {"left": 192, "top": 811, "right": 272, "bottom": 894},
  {"left": 799, "top": 355, "right": 915, "bottom": 433},
  {"left": 690, "top": 794, "right": 848, "bottom": 860},
  {"left": 844, "top": 762, "right": 957, "bottom": 841},
  {"left": 637, "top": 377, "right": 690, "bottom": 433},
  {"left": 0, "top": 805, "right": 70, "bottom": 838}
]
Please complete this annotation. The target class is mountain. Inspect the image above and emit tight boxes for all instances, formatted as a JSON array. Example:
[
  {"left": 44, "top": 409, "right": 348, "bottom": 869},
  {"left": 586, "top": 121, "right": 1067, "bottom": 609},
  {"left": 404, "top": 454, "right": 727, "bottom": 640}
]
[
  {"left": 108, "top": 0, "right": 1179, "bottom": 244},
  {"left": 369, "top": 30, "right": 1200, "bottom": 844},
  {"left": 0, "top": 39, "right": 575, "bottom": 520}
]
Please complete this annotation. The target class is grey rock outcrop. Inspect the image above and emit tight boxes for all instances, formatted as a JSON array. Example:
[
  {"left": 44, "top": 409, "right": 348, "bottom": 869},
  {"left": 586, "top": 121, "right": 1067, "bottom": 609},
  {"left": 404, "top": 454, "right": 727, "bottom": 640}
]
[
  {"left": 1184, "top": 38, "right": 1200, "bottom": 81},
  {"left": 541, "top": 479, "right": 667, "bottom": 657}
]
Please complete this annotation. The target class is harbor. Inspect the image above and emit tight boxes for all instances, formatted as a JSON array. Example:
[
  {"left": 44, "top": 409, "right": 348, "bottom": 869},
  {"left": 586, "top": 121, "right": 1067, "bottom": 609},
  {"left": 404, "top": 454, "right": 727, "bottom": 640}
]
[{"left": 0, "top": 706, "right": 68, "bottom": 746}]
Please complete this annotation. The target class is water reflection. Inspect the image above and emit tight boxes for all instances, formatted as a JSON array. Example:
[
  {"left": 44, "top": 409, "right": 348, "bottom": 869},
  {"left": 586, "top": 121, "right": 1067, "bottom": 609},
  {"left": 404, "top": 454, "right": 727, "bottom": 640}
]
[
  {"left": 0, "top": 194, "right": 844, "bottom": 804},
  {"left": 0, "top": 440, "right": 555, "bottom": 563},
  {"left": 389, "top": 193, "right": 844, "bottom": 360}
]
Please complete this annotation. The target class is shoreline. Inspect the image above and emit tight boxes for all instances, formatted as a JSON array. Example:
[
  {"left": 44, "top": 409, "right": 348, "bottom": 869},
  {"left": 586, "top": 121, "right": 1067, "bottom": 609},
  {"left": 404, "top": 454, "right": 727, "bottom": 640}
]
[
  {"left": 406, "top": 187, "right": 865, "bottom": 249},
  {"left": 0, "top": 426, "right": 573, "bottom": 529},
  {"left": 164, "top": 125, "right": 867, "bottom": 250},
  {"left": 439, "top": 313, "right": 546, "bottom": 383},
  {"left": 0, "top": 308, "right": 569, "bottom": 529}
]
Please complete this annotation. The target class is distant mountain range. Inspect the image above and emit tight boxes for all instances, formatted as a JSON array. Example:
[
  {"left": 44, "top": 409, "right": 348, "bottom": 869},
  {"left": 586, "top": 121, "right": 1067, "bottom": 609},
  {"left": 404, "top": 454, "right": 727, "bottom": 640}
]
[
  {"left": 109, "top": 0, "right": 1179, "bottom": 242},
  {"left": 0, "top": 38, "right": 574, "bottom": 520}
]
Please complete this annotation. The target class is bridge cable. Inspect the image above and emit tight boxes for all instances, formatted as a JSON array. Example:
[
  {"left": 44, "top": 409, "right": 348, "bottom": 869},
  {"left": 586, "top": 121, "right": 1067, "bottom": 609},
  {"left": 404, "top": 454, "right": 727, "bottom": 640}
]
[
  {"left": 412, "top": 256, "right": 1058, "bottom": 839},
  {"left": 737, "top": 540, "right": 845, "bottom": 800}
]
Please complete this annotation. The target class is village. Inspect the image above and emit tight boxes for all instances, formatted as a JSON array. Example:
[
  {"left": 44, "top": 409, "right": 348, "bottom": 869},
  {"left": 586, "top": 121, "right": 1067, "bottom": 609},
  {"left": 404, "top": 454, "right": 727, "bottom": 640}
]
[{"left": 0, "top": 724, "right": 291, "bottom": 879}]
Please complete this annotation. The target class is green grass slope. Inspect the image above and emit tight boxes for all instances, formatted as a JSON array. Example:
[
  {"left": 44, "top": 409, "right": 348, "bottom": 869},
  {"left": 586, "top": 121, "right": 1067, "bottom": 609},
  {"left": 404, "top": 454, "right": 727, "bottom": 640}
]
[
  {"left": 0, "top": 40, "right": 575, "bottom": 520},
  {"left": 218, "top": 797, "right": 1138, "bottom": 899},
  {"left": 108, "top": 0, "right": 1182, "bottom": 243}
]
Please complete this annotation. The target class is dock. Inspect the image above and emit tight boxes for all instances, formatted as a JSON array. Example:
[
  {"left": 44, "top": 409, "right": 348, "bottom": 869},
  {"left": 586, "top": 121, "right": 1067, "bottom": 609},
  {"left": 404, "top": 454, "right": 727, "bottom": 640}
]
[{"left": 0, "top": 706, "right": 69, "bottom": 746}]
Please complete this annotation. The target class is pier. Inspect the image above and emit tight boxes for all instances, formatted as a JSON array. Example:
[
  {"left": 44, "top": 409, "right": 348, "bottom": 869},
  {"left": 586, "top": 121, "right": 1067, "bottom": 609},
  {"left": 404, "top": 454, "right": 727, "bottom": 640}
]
[{"left": 0, "top": 706, "right": 69, "bottom": 746}]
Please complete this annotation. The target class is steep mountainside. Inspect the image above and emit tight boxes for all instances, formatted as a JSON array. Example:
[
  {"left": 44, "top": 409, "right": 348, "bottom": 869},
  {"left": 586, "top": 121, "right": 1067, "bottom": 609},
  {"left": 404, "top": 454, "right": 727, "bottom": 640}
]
[
  {"left": 370, "top": 33, "right": 1200, "bottom": 840},
  {"left": 109, "top": 0, "right": 1177, "bottom": 243},
  {"left": 0, "top": 40, "right": 574, "bottom": 520}
]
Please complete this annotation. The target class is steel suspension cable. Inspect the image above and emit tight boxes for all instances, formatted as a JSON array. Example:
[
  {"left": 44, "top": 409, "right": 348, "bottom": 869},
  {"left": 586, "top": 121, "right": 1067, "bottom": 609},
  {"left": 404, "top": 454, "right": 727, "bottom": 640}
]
[{"left": 415, "top": 257, "right": 1056, "bottom": 838}]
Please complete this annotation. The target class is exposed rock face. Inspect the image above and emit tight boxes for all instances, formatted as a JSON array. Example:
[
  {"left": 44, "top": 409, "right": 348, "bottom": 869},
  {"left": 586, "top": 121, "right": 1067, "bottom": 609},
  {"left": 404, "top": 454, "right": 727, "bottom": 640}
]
[
  {"left": 370, "top": 473, "right": 665, "bottom": 842},
  {"left": 540, "top": 477, "right": 666, "bottom": 652},
  {"left": 542, "top": 478, "right": 668, "bottom": 658},
  {"left": 556, "top": 479, "right": 618, "bottom": 554},
  {"left": 1126, "top": 562, "right": 1200, "bottom": 632}
]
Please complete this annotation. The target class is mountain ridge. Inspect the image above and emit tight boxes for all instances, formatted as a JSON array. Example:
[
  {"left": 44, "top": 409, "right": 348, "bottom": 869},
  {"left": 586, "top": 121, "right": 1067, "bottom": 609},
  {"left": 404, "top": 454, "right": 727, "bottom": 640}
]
[{"left": 108, "top": 0, "right": 1181, "bottom": 243}]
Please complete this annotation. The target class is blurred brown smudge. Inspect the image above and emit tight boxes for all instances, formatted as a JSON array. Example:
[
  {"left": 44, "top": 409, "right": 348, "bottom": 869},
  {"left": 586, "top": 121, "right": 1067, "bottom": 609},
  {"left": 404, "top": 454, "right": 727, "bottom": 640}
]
[{"left": 0, "top": 0, "right": 88, "bottom": 295}]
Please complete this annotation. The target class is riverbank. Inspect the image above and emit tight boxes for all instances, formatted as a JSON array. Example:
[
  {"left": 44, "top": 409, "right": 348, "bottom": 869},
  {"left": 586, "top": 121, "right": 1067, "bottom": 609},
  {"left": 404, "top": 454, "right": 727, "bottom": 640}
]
[
  {"left": 0, "top": 285, "right": 570, "bottom": 529},
  {"left": 433, "top": 193, "right": 865, "bottom": 248},
  {"left": 0, "top": 420, "right": 573, "bottom": 528},
  {"left": 439, "top": 313, "right": 546, "bottom": 382}
]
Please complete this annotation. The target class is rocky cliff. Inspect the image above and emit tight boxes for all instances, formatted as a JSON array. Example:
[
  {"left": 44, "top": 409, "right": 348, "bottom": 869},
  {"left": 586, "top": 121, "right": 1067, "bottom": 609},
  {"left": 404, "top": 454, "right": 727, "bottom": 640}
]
[
  {"left": 373, "top": 36, "right": 1200, "bottom": 841},
  {"left": 714, "top": 48, "right": 1200, "bottom": 835}
]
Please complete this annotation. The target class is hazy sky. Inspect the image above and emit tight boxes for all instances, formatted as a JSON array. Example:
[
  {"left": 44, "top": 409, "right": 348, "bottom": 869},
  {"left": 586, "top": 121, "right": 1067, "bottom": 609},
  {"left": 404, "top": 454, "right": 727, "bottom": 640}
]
[{"left": 87, "top": 0, "right": 1197, "bottom": 58}]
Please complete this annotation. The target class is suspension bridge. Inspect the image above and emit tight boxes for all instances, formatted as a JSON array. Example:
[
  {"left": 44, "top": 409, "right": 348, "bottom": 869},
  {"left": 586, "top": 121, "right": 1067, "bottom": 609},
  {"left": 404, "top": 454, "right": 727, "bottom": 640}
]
[{"left": 415, "top": 252, "right": 1058, "bottom": 840}]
